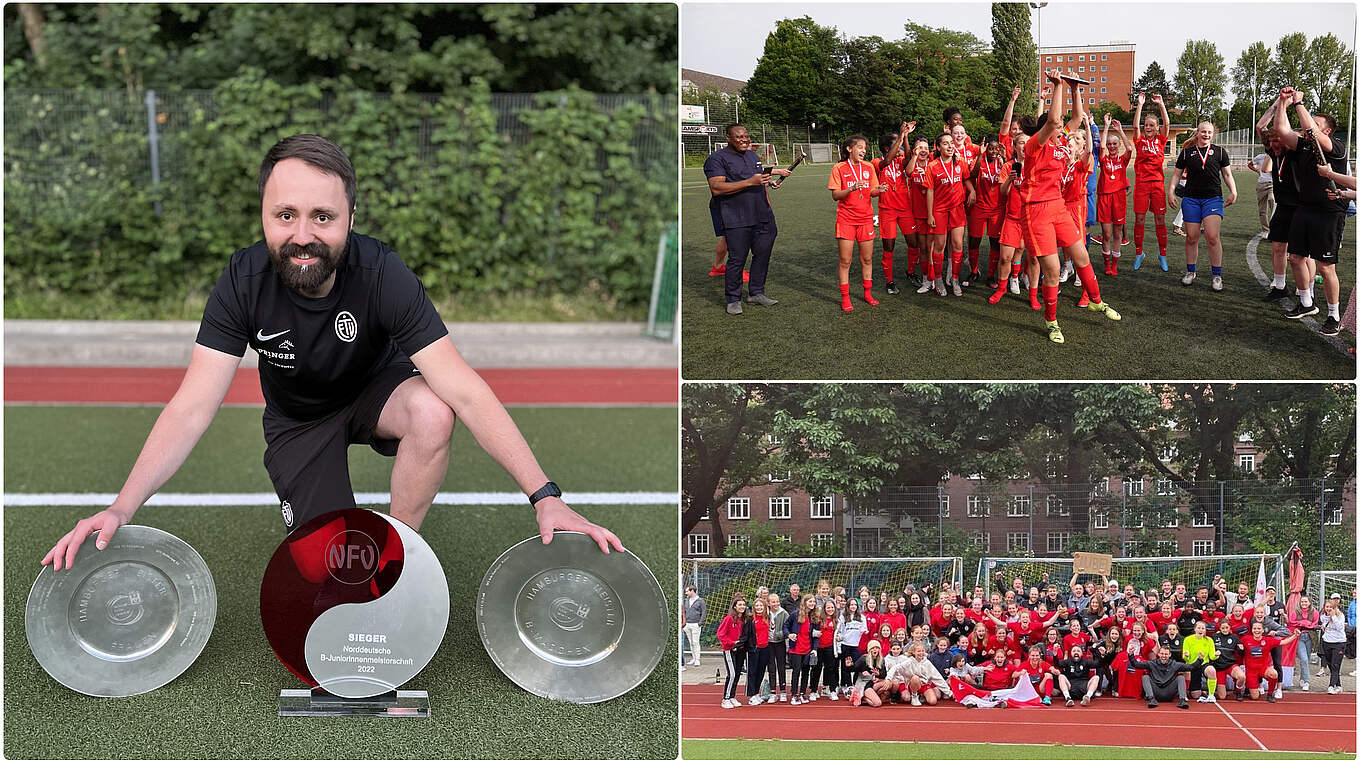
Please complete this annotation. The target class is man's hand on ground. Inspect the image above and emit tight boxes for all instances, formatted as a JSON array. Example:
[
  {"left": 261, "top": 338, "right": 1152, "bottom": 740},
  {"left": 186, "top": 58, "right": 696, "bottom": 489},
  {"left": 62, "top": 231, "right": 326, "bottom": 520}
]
[
  {"left": 534, "top": 497, "right": 625, "bottom": 553},
  {"left": 41, "top": 507, "right": 132, "bottom": 571}
]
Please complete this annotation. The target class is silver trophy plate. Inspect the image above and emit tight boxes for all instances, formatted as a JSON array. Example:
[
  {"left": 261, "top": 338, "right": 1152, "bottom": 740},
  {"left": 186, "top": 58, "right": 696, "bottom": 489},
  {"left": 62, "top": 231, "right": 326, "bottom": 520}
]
[
  {"left": 25, "top": 525, "right": 217, "bottom": 697},
  {"left": 477, "top": 532, "right": 667, "bottom": 703},
  {"left": 260, "top": 509, "right": 449, "bottom": 700}
]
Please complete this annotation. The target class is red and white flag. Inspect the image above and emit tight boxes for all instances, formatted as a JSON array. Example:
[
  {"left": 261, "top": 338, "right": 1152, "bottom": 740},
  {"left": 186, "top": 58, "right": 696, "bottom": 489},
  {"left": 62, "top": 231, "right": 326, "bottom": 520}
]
[
  {"left": 1253, "top": 555, "right": 1268, "bottom": 607},
  {"left": 949, "top": 675, "right": 1045, "bottom": 708}
]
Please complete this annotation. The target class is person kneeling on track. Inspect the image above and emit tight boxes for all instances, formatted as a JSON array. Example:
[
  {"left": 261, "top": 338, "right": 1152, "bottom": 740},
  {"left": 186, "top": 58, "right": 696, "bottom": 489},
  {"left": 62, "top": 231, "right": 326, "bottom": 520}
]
[
  {"left": 1239, "top": 620, "right": 1299, "bottom": 702},
  {"left": 1182, "top": 620, "right": 1219, "bottom": 703},
  {"left": 1015, "top": 645, "right": 1057, "bottom": 706},
  {"left": 1134, "top": 644, "right": 1194, "bottom": 708},
  {"left": 1211, "top": 618, "right": 1247, "bottom": 700},
  {"left": 848, "top": 639, "right": 890, "bottom": 707},
  {"left": 888, "top": 641, "right": 954, "bottom": 706},
  {"left": 1056, "top": 644, "right": 1102, "bottom": 707}
]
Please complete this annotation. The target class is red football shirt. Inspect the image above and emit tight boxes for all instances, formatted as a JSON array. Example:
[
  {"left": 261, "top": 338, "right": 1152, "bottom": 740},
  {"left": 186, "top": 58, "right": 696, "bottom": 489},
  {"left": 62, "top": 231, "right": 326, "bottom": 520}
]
[
  {"left": 1098, "top": 150, "right": 1131, "bottom": 194},
  {"left": 1240, "top": 634, "right": 1283, "bottom": 667},
  {"left": 908, "top": 163, "right": 930, "bottom": 218},
  {"left": 1004, "top": 171, "right": 1025, "bottom": 220},
  {"left": 829, "top": 160, "right": 879, "bottom": 224},
  {"left": 925, "top": 156, "right": 968, "bottom": 211},
  {"left": 973, "top": 156, "right": 1009, "bottom": 213},
  {"left": 982, "top": 662, "right": 1017, "bottom": 690},
  {"left": 875, "top": 155, "right": 910, "bottom": 212},
  {"left": 1021, "top": 132, "right": 1072, "bottom": 204},
  {"left": 1134, "top": 134, "right": 1168, "bottom": 185},
  {"left": 1061, "top": 159, "right": 1092, "bottom": 204}
]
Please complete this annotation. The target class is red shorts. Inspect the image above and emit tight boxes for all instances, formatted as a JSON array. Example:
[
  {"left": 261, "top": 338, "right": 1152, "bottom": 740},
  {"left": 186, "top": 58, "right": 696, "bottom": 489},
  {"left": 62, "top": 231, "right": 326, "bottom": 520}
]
[
  {"left": 968, "top": 206, "right": 1004, "bottom": 238},
  {"left": 1244, "top": 665, "right": 1271, "bottom": 690},
  {"left": 928, "top": 205, "right": 966, "bottom": 235},
  {"left": 1098, "top": 192, "right": 1128, "bottom": 225},
  {"left": 836, "top": 220, "right": 876, "bottom": 242},
  {"left": 1134, "top": 182, "right": 1167, "bottom": 215},
  {"left": 878, "top": 207, "right": 913, "bottom": 239},
  {"left": 1000, "top": 216, "right": 1025, "bottom": 249},
  {"left": 1021, "top": 198, "right": 1082, "bottom": 257},
  {"left": 1065, "top": 200, "right": 1087, "bottom": 231}
]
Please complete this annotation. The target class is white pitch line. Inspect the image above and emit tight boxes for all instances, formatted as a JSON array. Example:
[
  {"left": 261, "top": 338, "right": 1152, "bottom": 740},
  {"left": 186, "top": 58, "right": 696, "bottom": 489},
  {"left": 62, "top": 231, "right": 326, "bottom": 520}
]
[
  {"left": 1244, "top": 231, "right": 1349, "bottom": 355},
  {"left": 4, "top": 491, "right": 676, "bottom": 507},
  {"left": 1214, "top": 699, "right": 1270, "bottom": 752}
]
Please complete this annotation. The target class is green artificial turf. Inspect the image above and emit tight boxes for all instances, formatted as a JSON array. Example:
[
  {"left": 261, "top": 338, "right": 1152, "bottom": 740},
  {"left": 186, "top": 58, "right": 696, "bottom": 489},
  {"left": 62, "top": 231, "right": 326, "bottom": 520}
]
[
  {"left": 681, "top": 167, "right": 1356, "bottom": 380},
  {"left": 682, "top": 739, "right": 1354, "bottom": 760},
  {"left": 4, "top": 405, "right": 679, "bottom": 759}
]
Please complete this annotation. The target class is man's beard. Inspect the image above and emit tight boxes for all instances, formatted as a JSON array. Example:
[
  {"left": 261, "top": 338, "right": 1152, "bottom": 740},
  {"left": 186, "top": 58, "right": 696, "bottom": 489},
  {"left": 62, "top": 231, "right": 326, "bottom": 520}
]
[{"left": 269, "top": 239, "right": 346, "bottom": 294}]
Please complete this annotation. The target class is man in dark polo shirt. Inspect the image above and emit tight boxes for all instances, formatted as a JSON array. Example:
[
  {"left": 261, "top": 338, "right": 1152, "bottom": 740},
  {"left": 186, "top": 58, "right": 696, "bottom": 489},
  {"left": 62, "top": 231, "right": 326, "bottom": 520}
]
[
  {"left": 704, "top": 124, "right": 789, "bottom": 314},
  {"left": 1273, "top": 87, "right": 1350, "bottom": 336}
]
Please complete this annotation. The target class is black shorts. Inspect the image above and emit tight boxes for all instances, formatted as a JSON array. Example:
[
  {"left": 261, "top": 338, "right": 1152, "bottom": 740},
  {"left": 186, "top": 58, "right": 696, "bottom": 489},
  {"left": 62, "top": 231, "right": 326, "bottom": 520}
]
[
  {"left": 1268, "top": 204, "right": 1296, "bottom": 244},
  {"left": 711, "top": 202, "right": 726, "bottom": 238},
  {"left": 1288, "top": 206, "right": 1346, "bottom": 265},
  {"left": 1066, "top": 676, "right": 1092, "bottom": 699},
  {"left": 262, "top": 360, "right": 419, "bottom": 531}
]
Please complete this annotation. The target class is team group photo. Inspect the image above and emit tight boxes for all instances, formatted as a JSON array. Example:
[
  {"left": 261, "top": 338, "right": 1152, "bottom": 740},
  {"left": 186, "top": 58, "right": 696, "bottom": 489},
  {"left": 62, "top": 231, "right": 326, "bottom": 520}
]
[{"left": 680, "top": 2, "right": 1356, "bottom": 380}]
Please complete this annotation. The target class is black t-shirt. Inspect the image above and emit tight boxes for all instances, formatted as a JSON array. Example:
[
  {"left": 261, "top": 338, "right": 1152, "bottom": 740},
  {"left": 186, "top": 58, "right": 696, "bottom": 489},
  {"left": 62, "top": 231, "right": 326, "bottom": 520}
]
[
  {"left": 1091, "top": 639, "right": 1119, "bottom": 665},
  {"left": 1176, "top": 609, "right": 1202, "bottom": 637},
  {"left": 1162, "top": 633, "right": 1185, "bottom": 662},
  {"left": 1211, "top": 633, "right": 1242, "bottom": 668},
  {"left": 1175, "top": 144, "right": 1232, "bottom": 199},
  {"left": 1058, "top": 657, "right": 1098, "bottom": 682},
  {"left": 1271, "top": 149, "right": 1301, "bottom": 207},
  {"left": 196, "top": 233, "right": 448, "bottom": 421},
  {"left": 943, "top": 618, "right": 975, "bottom": 645},
  {"left": 1292, "top": 133, "right": 1350, "bottom": 212}
]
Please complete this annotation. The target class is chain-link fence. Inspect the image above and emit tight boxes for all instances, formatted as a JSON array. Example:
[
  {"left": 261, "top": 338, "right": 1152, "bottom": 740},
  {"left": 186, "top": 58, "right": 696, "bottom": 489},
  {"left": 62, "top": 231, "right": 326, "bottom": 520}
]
[{"left": 681, "top": 97, "right": 834, "bottom": 168}]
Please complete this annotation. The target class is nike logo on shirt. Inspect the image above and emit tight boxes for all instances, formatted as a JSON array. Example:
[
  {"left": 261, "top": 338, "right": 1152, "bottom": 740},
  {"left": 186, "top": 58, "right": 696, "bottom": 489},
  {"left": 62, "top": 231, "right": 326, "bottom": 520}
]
[{"left": 256, "top": 329, "right": 290, "bottom": 341}]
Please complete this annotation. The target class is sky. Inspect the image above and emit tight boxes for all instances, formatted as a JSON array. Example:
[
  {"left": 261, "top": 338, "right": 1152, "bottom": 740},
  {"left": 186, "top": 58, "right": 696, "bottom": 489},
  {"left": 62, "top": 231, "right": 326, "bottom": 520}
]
[{"left": 682, "top": 2, "right": 1357, "bottom": 94}]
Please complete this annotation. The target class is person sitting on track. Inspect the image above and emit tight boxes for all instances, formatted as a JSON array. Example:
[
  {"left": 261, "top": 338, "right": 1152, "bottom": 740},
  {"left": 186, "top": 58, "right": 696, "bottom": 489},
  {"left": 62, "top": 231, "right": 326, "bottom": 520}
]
[
  {"left": 1114, "top": 622, "right": 1159, "bottom": 698},
  {"left": 948, "top": 652, "right": 985, "bottom": 686},
  {"left": 1014, "top": 644, "right": 1057, "bottom": 705},
  {"left": 1239, "top": 619, "right": 1299, "bottom": 702},
  {"left": 1056, "top": 642, "right": 1102, "bottom": 706},
  {"left": 888, "top": 641, "right": 954, "bottom": 706},
  {"left": 848, "top": 639, "right": 890, "bottom": 707},
  {"left": 1092, "top": 626, "right": 1125, "bottom": 696},
  {"left": 1182, "top": 619, "right": 1219, "bottom": 703},
  {"left": 1211, "top": 617, "right": 1247, "bottom": 701},
  {"left": 1134, "top": 644, "right": 1194, "bottom": 708}
]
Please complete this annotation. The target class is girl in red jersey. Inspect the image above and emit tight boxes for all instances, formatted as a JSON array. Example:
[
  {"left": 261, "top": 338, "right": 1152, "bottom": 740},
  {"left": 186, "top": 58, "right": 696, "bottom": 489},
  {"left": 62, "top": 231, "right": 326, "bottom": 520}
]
[
  {"left": 716, "top": 594, "right": 749, "bottom": 708},
  {"left": 812, "top": 599, "right": 840, "bottom": 700},
  {"left": 966, "top": 624, "right": 992, "bottom": 664},
  {"left": 1017, "top": 71, "right": 1122, "bottom": 344},
  {"left": 828, "top": 134, "right": 885, "bottom": 312},
  {"left": 874, "top": 621, "right": 894, "bottom": 655},
  {"left": 982, "top": 647, "right": 1019, "bottom": 691},
  {"left": 863, "top": 595, "right": 881, "bottom": 634},
  {"left": 991, "top": 133, "right": 1030, "bottom": 304},
  {"left": 1113, "top": 622, "right": 1158, "bottom": 699},
  {"left": 1096, "top": 113, "right": 1134, "bottom": 275},
  {"left": 1040, "top": 625, "right": 1066, "bottom": 667},
  {"left": 881, "top": 597, "right": 908, "bottom": 636},
  {"left": 969, "top": 136, "right": 1010, "bottom": 287},
  {"left": 1239, "top": 620, "right": 1298, "bottom": 702},
  {"left": 924, "top": 133, "right": 976, "bottom": 297},
  {"left": 1092, "top": 626, "right": 1124, "bottom": 696},
  {"left": 1059, "top": 125, "right": 1096, "bottom": 306},
  {"left": 740, "top": 596, "right": 773, "bottom": 705},
  {"left": 875, "top": 122, "right": 917, "bottom": 296},
  {"left": 784, "top": 594, "right": 819, "bottom": 705},
  {"left": 1130, "top": 93, "right": 1172, "bottom": 270},
  {"left": 1015, "top": 645, "right": 1057, "bottom": 705},
  {"left": 904, "top": 137, "right": 934, "bottom": 290}
]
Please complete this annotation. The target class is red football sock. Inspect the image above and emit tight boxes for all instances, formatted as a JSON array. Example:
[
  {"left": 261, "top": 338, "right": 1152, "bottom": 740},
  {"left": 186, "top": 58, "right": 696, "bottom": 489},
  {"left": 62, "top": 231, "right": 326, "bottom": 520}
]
[
  {"left": 1134, "top": 220, "right": 1144, "bottom": 256},
  {"left": 1075, "top": 263, "right": 1102, "bottom": 303},
  {"left": 988, "top": 248, "right": 1000, "bottom": 279},
  {"left": 1043, "top": 284, "right": 1059, "bottom": 321},
  {"left": 951, "top": 250, "right": 964, "bottom": 278},
  {"left": 1155, "top": 224, "right": 1168, "bottom": 256},
  {"left": 863, "top": 279, "right": 879, "bottom": 306},
  {"left": 968, "top": 246, "right": 980, "bottom": 273},
  {"left": 907, "top": 246, "right": 920, "bottom": 275},
  {"left": 840, "top": 282, "right": 852, "bottom": 311},
  {"left": 1012, "top": 261, "right": 1022, "bottom": 277},
  {"left": 1042, "top": 679, "right": 1053, "bottom": 698},
  {"left": 882, "top": 251, "right": 894, "bottom": 281},
  {"left": 931, "top": 252, "right": 945, "bottom": 281},
  {"left": 1029, "top": 287, "right": 1042, "bottom": 310},
  {"left": 989, "top": 281, "right": 1008, "bottom": 304}
]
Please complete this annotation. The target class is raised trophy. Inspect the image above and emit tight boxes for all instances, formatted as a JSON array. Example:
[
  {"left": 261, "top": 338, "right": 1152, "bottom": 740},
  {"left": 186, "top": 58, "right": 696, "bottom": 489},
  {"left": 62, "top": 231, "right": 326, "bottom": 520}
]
[
  {"left": 260, "top": 508, "right": 449, "bottom": 718},
  {"left": 476, "top": 532, "right": 667, "bottom": 703},
  {"left": 26, "top": 525, "right": 217, "bottom": 697}
]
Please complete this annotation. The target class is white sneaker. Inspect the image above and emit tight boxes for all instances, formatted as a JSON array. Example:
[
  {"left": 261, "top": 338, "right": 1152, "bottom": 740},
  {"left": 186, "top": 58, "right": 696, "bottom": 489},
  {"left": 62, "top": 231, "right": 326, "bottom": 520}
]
[
  {"left": 721, "top": 698, "right": 735, "bottom": 709},
  {"left": 1205, "top": 695, "right": 1217, "bottom": 703},
  {"left": 1328, "top": 686, "right": 1339, "bottom": 694},
  {"left": 1211, "top": 275, "right": 1223, "bottom": 291},
  {"left": 779, "top": 693, "right": 788, "bottom": 702},
  {"left": 1273, "top": 687, "right": 1283, "bottom": 700},
  {"left": 1020, "top": 273, "right": 1030, "bottom": 290},
  {"left": 1301, "top": 682, "right": 1310, "bottom": 691},
  {"left": 809, "top": 691, "right": 818, "bottom": 701},
  {"left": 1059, "top": 263, "right": 1072, "bottom": 282},
  {"left": 1081, "top": 693, "right": 1091, "bottom": 706},
  {"left": 910, "top": 694, "right": 922, "bottom": 706},
  {"left": 829, "top": 690, "right": 839, "bottom": 700},
  {"left": 748, "top": 696, "right": 763, "bottom": 706},
  {"left": 916, "top": 279, "right": 934, "bottom": 294},
  {"left": 1181, "top": 271, "right": 1196, "bottom": 285},
  {"left": 1196, "top": 695, "right": 1209, "bottom": 703},
  {"left": 1009, "top": 277, "right": 1020, "bottom": 294},
  {"left": 935, "top": 279, "right": 947, "bottom": 296},
  {"left": 952, "top": 281, "right": 963, "bottom": 297}
]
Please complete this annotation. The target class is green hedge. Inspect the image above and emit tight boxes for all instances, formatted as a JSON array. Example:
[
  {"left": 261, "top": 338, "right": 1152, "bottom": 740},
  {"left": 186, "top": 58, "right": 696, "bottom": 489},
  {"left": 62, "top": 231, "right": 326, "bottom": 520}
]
[{"left": 4, "top": 73, "right": 677, "bottom": 311}]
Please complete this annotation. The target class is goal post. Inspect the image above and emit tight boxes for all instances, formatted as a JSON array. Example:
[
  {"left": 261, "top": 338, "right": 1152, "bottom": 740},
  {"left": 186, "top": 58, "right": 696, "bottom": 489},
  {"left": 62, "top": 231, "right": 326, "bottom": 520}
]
[
  {"left": 1307, "top": 570, "right": 1357, "bottom": 605},
  {"left": 682, "top": 557, "right": 963, "bottom": 655},
  {"left": 977, "top": 554, "right": 1284, "bottom": 598}
]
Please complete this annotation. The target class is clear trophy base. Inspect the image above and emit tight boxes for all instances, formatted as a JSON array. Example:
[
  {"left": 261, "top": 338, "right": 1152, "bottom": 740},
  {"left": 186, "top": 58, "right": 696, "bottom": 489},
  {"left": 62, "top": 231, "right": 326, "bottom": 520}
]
[{"left": 277, "top": 688, "right": 430, "bottom": 718}]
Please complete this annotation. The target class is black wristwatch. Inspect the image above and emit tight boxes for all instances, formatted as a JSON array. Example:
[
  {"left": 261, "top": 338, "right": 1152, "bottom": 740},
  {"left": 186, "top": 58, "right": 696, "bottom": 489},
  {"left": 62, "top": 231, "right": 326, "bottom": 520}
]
[{"left": 528, "top": 481, "right": 562, "bottom": 507}]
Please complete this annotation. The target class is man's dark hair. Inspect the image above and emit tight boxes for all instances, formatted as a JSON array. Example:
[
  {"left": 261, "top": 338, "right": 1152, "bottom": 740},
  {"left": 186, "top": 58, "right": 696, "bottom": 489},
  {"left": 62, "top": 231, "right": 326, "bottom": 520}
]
[
  {"left": 259, "top": 134, "right": 357, "bottom": 213},
  {"left": 1315, "top": 114, "right": 1338, "bottom": 133},
  {"left": 685, "top": 585, "right": 696, "bottom": 593},
  {"left": 1019, "top": 114, "right": 1043, "bottom": 136},
  {"left": 725, "top": 123, "right": 746, "bottom": 136},
  {"left": 943, "top": 106, "right": 961, "bottom": 124}
]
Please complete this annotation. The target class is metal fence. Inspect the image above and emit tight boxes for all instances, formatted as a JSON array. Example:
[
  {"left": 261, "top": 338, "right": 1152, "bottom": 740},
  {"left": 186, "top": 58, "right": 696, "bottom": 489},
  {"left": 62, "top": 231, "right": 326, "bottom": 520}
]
[{"left": 681, "top": 97, "right": 835, "bottom": 168}]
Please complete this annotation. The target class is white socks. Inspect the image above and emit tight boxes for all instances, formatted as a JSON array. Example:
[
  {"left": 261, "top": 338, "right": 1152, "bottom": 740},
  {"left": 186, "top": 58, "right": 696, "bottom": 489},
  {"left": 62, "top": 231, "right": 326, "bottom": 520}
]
[
  {"left": 1272, "top": 274, "right": 1287, "bottom": 288},
  {"left": 1328, "top": 302, "right": 1340, "bottom": 320},
  {"left": 1298, "top": 288, "right": 1315, "bottom": 308}
]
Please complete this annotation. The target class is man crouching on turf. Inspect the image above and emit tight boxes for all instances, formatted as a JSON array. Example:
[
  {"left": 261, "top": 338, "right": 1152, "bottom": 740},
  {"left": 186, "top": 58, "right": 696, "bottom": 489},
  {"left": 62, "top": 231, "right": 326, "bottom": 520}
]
[{"left": 42, "top": 134, "right": 622, "bottom": 572}]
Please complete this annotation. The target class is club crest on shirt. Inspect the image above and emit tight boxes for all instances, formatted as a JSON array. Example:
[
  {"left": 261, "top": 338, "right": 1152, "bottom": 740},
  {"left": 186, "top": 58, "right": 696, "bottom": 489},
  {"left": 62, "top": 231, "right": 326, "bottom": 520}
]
[{"left": 335, "top": 311, "right": 358, "bottom": 343}]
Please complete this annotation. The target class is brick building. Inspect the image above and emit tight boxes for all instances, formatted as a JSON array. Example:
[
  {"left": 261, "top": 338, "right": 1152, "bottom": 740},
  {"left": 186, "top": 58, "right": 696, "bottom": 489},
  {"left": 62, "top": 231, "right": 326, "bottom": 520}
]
[
  {"left": 1036, "top": 42, "right": 1136, "bottom": 112},
  {"left": 683, "top": 438, "right": 1353, "bottom": 559}
]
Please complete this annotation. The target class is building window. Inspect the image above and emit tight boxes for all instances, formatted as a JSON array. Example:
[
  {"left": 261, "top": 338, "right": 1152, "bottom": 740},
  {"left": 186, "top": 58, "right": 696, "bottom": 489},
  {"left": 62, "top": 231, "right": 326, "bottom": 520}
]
[
  {"left": 776, "top": 533, "right": 792, "bottom": 543},
  {"left": 1156, "top": 479, "right": 1174, "bottom": 495},
  {"left": 967, "top": 472, "right": 983, "bottom": 480},
  {"left": 1127, "top": 511, "right": 1144, "bottom": 529},
  {"left": 1009, "top": 494, "right": 1032, "bottom": 517},
  {"left": 728, "top": 497, "right": 750, "bottom": 520},
  {"left": 728, "top": 534, "right": 750, "bottom": 548},
  {"left": 1046, "top": 56, "right": 1052, "bottom": 62},
  {"left": 768, "top": 470, "right": 790, "bottom": 482},
  {"left": 811, "top": 495, "right": 834, "bottom": 519},
  {"left": 1192, "top": 539, "right": 1214, "bottom": 556},
  {"left": 1124, "top": 478, "right": 1144, "bottom": 497},
  {"left": 687, "top": 533, "right": 710, "bottom": 555},
  {"left": 1100, "top": 87, "right": 1107, "bottom": 93},
  {"left": 1100, "top": 98, "right": 1106, "bottom": 103},
  {"left": 968, "top": 531, "right": 991, "bottom": 551},
  {"left": 1121, "top": 541, "right": 1137, "bottom": 556},
  {"left": 1047, "top": 532, "right": 1070, "bottom": 554},
  {"left": 1090, "top": 98, "right": 1096, "bottom": 105},
  {"left": 1325, "top": 505, "right": 1343, "bottom": 525},
  {"left": 1101, "top": 76, "right": 1107, "bottom": 82},
  {"left": 1092, "top": 510, "right": 1108, "bottom": 529},
  {"left": 1046, "top": 493, "right": 1069, "bottom": 516},
  {"left": 1067, "top": 55, "right": 1074, "bottom": 61},
  {"left": 1079, "top": 55, "right": 1085, "bottom": 61},
  {"left": 1157, "top": 509, "right": 1180, "bottom": 529},
  {"left": 1238, "top": 454, "right": 1255, "bottom": 473},
  {"left": 967, "top": 495, "right": 990, "bottom": 518},
  {"left": 1092, "top": 479, "right": 1109, "bottom": 496},
  {"left": 811, "top": 533, "right": 835, "bottom": 548},
  {"left": 1102, "top": 54, "right": 1108, "bottom": 61},
  {"left": 1045, "top": 455, "right": 1060, "bottom": 477},
  {"left": 769, "top": 497, "right": 791, "bottom": 520},
  {"left": 939, "top": 495, "right": 951, "bottom": 518},
  {"left": 1160, "top": 445, "right": 1177, "bottom": 460},
  {"left": 853, "top": 534, "right": 878, "bottom": 556},
  {"left": 1192, "top": 510, "right": 1212, "bottom": 528},
  {"left": 1007, "top": 532, "right": 1030, "bottom": 552},
  {"left": 1157, "top": 540, "right": 1179, "bottom": 554}
]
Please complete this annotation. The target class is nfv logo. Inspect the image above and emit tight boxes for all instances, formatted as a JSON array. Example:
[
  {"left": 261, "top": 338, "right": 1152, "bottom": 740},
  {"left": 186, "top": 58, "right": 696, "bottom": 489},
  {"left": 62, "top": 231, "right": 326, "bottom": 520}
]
[{"left": 323, "top": 530, "right": 381, "bottom": 585}]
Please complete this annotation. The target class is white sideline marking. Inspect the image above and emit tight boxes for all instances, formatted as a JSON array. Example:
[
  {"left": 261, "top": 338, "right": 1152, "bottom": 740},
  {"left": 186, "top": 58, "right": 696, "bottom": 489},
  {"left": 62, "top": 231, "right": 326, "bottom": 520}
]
[
  {"left": 1214, "top": 699, "right": 1270, "bottom": 751},
  {"left": 4, "top": 491, "right": 677, "bottom": 507},
  {"left": 1244, "top": 231, "right": 1349, "bottom": 355}
]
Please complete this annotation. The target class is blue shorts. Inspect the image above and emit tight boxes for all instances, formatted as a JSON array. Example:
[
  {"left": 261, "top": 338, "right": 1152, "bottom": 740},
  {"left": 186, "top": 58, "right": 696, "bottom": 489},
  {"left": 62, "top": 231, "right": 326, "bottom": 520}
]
[
  {"left": 1181, "top": 196, "right": 1224, "bottom": 225},
  {"left": 710, "top": 202, "right": 725, "bottom": 237}
]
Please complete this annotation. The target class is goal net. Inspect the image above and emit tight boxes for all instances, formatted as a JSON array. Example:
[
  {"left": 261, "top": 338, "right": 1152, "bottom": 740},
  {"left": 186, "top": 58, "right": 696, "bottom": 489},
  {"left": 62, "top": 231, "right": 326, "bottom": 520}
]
[
  {"left": 1307, "top": 570, "right": 1356, "bottom": 606},
  {"left": 977, "top": 554, "right": 1283, "bottom": 599},
  {"left": 682, "top": 557, "right": 963, "bottom": 654}
]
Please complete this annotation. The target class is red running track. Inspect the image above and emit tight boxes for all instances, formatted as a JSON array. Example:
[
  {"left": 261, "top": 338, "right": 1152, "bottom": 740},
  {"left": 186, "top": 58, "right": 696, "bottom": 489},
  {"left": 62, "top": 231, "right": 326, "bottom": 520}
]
[
  {"left": 4, "top": 367, "right": 676, "bottom": 405},
  {"left": 683, "top": 684, "right": 1357, "bottom": 753}
]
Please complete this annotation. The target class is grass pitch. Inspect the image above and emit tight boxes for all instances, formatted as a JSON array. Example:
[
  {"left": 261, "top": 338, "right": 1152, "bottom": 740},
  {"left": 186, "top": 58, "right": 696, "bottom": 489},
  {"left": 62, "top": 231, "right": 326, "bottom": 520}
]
[
  {"left": 681, "top": 166, "right": 1355, "bottom": 380},
  {"left": 4, "top": 406, "right": 678, "bottom": 759}
]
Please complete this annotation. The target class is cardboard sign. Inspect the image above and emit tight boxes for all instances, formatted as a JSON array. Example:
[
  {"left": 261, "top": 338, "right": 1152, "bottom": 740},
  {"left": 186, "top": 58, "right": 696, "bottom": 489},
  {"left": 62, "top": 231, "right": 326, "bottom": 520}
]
[{"left": 1073, "top": 552, "right": 1112, "bottom": 576}]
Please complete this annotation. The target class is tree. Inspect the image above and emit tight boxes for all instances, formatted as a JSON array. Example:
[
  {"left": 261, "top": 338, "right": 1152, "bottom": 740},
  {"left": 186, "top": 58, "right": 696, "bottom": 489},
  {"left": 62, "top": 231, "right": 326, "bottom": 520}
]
[
  {"left": 1269, "top": 33, "right": 1309, "bottom": 96},
  {"left": 1302, "top": 34, "right": 1353, "bottom": 125},
  {"left": 990, "top": 2, "right": 1037, "bottom": 119},
  {"left": 833, "top": 36, "right": 907, "bottom": 140},
  {"left": 1090, "top": 101, "right": 1133, "bottom": 127},
  {"left": 1230, "top": 42, "right": 1273, "bottom": 120},
  {"left": 721, "top": 520, "right": 842, "bottom": 558},
  {"left": 894, "top": 23, "right": 997, "bottom": 137},
  {"left": 1130, "top": 61, "right": 1174, "bottom": 110},
  {"left": 681, "top": 384, "right": 778, "bottom": 557},
  {"left": 1239, "top": 385, "right": 1356, "bottom": 482},
  {"left": 1173, "top": 40, "right": 1225, "bottom": 124},
  {"left": 741, "top": 16, "right": 841, "bottom": 126}
]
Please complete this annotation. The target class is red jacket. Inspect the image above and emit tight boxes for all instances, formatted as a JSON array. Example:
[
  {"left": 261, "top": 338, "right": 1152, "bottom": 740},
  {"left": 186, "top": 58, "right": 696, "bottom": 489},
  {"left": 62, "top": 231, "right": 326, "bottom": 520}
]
[{"left": 717, "top": 614, "right": 744, "bottom": 651}]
